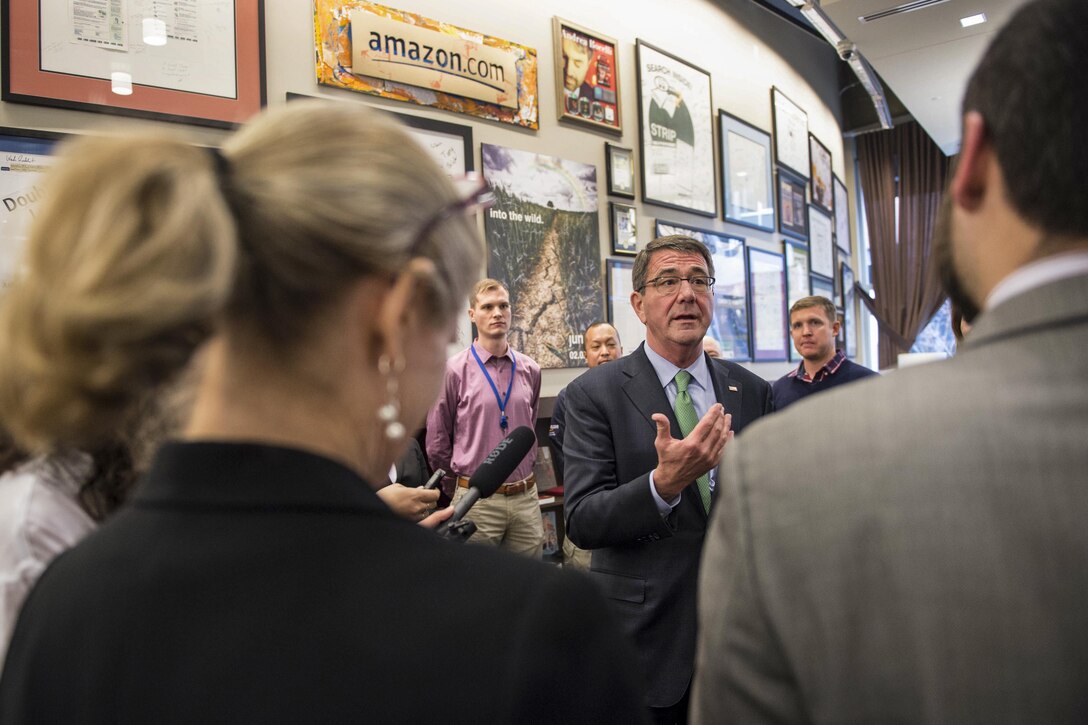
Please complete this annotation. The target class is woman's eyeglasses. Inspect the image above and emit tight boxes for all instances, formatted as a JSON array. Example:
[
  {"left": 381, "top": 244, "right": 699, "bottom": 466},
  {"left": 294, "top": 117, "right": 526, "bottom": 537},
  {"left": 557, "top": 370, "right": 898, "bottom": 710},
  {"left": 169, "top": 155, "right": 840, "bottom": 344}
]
[{"left": 407, "top": 173, "right": 495, "bottom": 256}]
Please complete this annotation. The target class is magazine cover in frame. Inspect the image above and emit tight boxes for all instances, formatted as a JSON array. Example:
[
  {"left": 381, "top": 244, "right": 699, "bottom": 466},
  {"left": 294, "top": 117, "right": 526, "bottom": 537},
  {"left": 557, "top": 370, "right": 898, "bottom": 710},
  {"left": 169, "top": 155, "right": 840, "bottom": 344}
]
[
  {"left": 635, "top": 41, "right": 716, "bottom": 217},
  {"left": 655, "top": 220, "right": 750, "bottom": 361},
  {"left": 553, "top": 18, "right": 622, "bottom": 133},
  {"left": 482, "top": 143, "right": 602, "bottom": 369}
]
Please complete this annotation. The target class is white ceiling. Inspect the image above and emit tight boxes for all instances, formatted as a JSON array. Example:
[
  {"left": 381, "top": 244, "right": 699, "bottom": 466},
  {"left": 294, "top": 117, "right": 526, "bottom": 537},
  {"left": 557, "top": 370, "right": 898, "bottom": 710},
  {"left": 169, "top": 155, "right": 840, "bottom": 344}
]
[{"left": 818, "top": 0, "right": 1029, "bottom": 155}]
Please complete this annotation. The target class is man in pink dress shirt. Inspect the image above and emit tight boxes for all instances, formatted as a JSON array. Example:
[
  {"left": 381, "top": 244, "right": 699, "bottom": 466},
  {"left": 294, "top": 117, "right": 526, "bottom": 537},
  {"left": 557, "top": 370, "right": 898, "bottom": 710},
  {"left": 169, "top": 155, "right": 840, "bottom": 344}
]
[{"left": 426, "top": 279, "right": 544, "bottom": 557}]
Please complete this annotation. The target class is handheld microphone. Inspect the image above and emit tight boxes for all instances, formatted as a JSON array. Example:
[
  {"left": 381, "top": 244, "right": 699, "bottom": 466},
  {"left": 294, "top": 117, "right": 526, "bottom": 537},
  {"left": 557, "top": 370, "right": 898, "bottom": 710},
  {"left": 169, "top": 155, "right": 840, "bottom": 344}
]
[
  {"left": 423, "top": 468, "right": 445, "bottom": 490},
  {"left": 437, "top": 426, "right": 536, "bottom": 538}
]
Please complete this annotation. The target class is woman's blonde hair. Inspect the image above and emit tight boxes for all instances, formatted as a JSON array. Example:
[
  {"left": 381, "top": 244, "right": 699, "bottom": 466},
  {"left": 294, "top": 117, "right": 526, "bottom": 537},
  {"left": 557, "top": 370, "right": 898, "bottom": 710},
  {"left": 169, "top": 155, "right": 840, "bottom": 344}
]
[{"left": 0, "top": 101, "right": 483, "bottom": 452}]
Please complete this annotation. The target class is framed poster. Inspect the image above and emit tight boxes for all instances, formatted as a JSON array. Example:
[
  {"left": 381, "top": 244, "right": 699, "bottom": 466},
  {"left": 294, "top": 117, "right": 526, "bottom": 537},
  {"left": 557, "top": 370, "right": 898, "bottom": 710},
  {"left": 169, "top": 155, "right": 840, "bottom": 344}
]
[
  {"left": 808, "top": 206, "right": 835, "bottom": 279},
  {"left": 286, "top": 92, "right": 474, "bottom": 175},
  {"left": 610, "top": 203, "right": 638, "bottom": 256},
  {"left": 719, "top": 110, "right": 775, "bottom": 232},
  {"left": 783, "top": 240, "right": 810, "bottom": 310},
  {"left": 771, "top": 87, "right": 809, "bottom": 179},
  {"left": 747, "top": 246, "right": 788, "bottom": 362},
  {"left": 483, "top": 143, "right": 602, "bottom": 369},
  {"left": 606, "top": 258, "right": 646, "bottom": 352},
  {"left": 834, "top": 175, "right": 851, "bottom": 254},
  {"left": 394, "top": 112, "right": 474, "bottom": 175},
  {"left": 808, "top": 134, "right": 834, "bottom": 213},
  {"left": 777, "top": 167, "right": 808, "bottom": 240},
  {"left": 810, "top": 273, "right": 835, "bottom": 302},
  {"left": 841, "top": 261, "right": 858, "bottom": 358},
  {"left": 0, "top": 128, "right": 64, "bottom": 284},
  {"left": 636, "top": 40, "right": 716, "bottom": 217},
  {"left": 553, "top": 18, "right": 622, "bottom": 133},
  {"left": 3, "top": 0, "right": 265, "bottom": 128},
  {"left": 655, "top": 220, "right": 750, "bottom": 361},
  {"left": 605, "top": 143, "right": 635, "bottom": 198},
  {"left": 315, "top": 1, "right": 539, "bottom": 129}
]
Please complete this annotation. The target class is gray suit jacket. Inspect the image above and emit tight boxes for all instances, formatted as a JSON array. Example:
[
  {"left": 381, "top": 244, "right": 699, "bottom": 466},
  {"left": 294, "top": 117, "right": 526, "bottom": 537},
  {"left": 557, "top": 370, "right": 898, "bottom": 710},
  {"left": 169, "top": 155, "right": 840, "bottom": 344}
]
[
  {"left": 564, "top": 343, "right": 773, "bottom": 707},
  {"left": 693, "top": 272, "right": 1088, "bottom": 724}
]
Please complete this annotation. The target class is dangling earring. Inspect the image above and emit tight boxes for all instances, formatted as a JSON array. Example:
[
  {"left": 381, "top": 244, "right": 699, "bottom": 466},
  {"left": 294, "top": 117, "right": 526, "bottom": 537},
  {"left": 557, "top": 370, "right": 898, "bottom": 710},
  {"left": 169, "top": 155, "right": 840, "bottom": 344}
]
[{"left": 377, "top": 354, "right": 407, "bottom": 441}]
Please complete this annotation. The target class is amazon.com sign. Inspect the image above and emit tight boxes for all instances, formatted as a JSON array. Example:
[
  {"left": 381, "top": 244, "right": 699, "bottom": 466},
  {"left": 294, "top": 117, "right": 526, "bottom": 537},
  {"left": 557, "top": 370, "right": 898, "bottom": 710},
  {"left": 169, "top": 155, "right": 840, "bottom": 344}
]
[{"left": 350, "top": 10, "right": 520, "bottom": 109}]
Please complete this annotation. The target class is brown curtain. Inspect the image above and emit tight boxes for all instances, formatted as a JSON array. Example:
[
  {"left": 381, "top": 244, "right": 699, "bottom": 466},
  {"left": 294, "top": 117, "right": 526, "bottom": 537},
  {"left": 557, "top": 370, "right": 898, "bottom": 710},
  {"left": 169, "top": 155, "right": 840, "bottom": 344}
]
[{"left": 857, "top": 120, "right": 950, "bottom": 369}]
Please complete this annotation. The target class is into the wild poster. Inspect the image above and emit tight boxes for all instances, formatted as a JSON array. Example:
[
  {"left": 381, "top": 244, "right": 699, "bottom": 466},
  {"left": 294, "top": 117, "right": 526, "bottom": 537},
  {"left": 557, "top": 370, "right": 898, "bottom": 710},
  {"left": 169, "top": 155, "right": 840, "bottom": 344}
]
[{"left": 482, "top": 143, "right": 603, "bottom": 369}]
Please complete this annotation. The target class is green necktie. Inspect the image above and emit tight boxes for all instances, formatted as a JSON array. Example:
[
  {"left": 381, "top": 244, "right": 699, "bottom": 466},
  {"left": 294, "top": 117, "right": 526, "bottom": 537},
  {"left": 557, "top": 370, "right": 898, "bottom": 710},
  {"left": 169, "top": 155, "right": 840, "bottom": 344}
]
[{"left": 673, "top": 370, "right": 712, "bottom": 513}]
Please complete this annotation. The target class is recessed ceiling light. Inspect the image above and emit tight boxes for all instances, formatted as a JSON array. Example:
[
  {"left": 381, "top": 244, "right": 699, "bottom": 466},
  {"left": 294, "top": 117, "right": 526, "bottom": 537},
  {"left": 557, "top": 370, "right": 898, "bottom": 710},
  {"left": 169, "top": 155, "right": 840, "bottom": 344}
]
[{"left": 960, "top": 13, "right": 987, "bottom": 27}]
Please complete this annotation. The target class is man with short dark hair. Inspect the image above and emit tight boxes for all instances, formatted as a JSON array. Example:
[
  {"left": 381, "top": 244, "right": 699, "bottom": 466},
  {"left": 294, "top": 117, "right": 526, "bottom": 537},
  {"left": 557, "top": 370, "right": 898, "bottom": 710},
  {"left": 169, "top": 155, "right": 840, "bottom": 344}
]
[
  {"left": 693, "top": 0, "right": 1088, "bottom": 721},
  {"left": 426, "top": 279, "right": 543, "bottom": 557},
  {"left": 564, "top": 235, "right": 773, "bottom": 724},
  {"left": 772, "top": 295, "right": 876, "bottom": 411},
  {"left": 548, "top": 321, "right": 622, "bottom": 569}
]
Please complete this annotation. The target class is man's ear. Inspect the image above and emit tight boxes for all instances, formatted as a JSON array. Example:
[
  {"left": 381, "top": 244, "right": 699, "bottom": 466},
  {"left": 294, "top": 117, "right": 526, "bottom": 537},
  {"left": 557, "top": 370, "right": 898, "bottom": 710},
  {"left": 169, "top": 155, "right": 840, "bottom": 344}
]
[
  {"left": 832, "top": 318, "right": 842, "bottom": 338},
  {"left": 950, "top": 111, "right": 991, "bottom": 212},
  {"left": 630, "top": 291, "right": 647, "bottom": 324}
]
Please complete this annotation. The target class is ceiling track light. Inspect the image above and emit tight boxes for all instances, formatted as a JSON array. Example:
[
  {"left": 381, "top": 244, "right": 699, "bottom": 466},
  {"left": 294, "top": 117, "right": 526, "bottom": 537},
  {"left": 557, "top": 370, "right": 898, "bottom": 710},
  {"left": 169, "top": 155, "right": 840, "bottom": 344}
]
[{"left": 787, "top": 1, "right": 895, "bottom": 130}]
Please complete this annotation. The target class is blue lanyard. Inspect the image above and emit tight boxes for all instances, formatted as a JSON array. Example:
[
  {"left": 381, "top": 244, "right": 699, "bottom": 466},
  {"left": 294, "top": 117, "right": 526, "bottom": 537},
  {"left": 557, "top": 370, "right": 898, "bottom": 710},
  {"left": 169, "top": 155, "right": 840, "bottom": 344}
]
[{"left": 470, "top": 343, "right": 516, "bottom": 432}]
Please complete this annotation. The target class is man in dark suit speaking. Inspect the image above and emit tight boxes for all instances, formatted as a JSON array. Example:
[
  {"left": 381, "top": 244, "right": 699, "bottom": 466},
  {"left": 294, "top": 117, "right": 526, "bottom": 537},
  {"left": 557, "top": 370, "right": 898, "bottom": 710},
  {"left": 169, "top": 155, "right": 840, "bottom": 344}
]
[{"left": 562, "top": 235, "right": 773, "bottom": 724}]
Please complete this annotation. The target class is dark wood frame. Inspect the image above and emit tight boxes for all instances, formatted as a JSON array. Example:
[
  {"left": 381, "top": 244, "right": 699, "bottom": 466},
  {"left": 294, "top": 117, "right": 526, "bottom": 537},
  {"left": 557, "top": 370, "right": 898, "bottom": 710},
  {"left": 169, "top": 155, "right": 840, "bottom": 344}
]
[
  {"left": 808, "top": 133, "right": 834, "bottom": 213},
  {"left": 771, "top": 86, "right": 809, "bottom": 179},
  {"left": 635, "top": 39, "right": 716, "bottom": 217},
  {"left": 719, "top": 109, "right": 775, "bottom": 232},
  {"left": 747, "top": 246, "right": 789, "bottom": 362},
  {"left": 605, "top": 142, "right": 636, "bottom": 198},
  {"left": 777, "top": 166, "right": 808, "bottom": 240},
  {"left": 609, "top": 202, "right": 638, "bottom": 256}
]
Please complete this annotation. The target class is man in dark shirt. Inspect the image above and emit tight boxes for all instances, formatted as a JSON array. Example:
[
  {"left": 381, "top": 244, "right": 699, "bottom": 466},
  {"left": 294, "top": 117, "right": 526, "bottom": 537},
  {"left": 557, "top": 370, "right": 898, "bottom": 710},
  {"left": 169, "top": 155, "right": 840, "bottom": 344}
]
[
  {"left": 772, "top": 296, "right": 876, "bottom": 411},
  {"left": 548, "top": 321, "right": 622, "bottom": 569}
]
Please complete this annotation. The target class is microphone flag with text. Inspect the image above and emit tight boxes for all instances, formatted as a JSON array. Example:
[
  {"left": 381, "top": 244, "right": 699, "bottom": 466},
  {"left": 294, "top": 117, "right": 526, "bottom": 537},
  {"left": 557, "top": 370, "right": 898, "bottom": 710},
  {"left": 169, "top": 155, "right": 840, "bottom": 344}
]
[{"left": 437, "top": 425, "right": 535, "bottom": 539}]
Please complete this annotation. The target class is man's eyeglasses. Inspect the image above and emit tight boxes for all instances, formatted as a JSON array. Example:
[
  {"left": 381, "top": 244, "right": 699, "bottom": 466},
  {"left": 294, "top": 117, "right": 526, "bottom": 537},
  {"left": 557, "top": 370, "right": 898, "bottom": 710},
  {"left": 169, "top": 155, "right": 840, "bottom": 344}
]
[
  {"left": 638, "top": 275, "right": 716, "bottom": 295},
  {"left": 407, "top": 174, "right": 496, "bottom": 256}
]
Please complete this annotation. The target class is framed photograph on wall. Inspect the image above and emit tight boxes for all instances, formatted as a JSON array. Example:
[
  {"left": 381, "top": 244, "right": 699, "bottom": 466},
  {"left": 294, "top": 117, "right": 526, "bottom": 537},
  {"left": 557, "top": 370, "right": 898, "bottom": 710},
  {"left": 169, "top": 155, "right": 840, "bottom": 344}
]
[
  {"left": 771, "top": 87, "right": 809, "bottom": 179},
  {"left": 553, "top": 18, "right": 622, "bottom": 133},
  {"left": 606, "top": 258, "right": 646, "bottom": 352},
  {"left": 834, "top": 175, "right": 851, "bottom": 254},
  {"left": 783, "top": 239, "right": 810, "bottom": 362},
  {"left": 777, "top": 167, "right": 808, "bottom": 240},
  {"left": 636, "top": 40, "right": 716, "bottom": 217},
  {"left": 808, "top": 134, "right": 834, "bottom": 213},
  {"left": 783, "top": 240, "right": 810, "bottom": 310},
  {"left": 610, "top": 202, "right": 638, "bottom": 256},
  {"left": 605, "top": 143, "right": 636, "bottom": 198},
  {"left": 288, "top": 92, "right": 474, "bottom": 176},
  {"left": 808, "top": 206, "right": 835, "bottom": 278},
  {"left": 656, "top": 219, "right": 750, "bottom": 361},
  {"left": 4, "top": 1, "right": 265, "bottom": 128},
  {"left": 394, "top": 112, "right": 474, "bottom": 176},
  {"left": 0, "top": 127, "right": 65, "bottom": 284},
  {"left": 747, "top": 246, "right": 788, "bottom": 362},
  {"left": 810, "top": 273, "right": 835, "bottom": 303},
  {"left": 719, "top": 110, "right": 775, "bottom": 232},
  {"left": 841, "top": 261, "right": 858, "bottom": 358}
]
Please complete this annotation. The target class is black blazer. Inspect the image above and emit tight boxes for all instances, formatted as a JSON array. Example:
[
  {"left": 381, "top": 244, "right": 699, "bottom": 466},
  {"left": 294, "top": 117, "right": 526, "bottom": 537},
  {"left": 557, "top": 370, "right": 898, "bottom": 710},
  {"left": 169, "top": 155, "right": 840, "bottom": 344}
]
[
  {"left": 562, "top": 344, "right": 773, "bottom": 707},
  {"left": 393, "top": 437, "right": 430, "bottom": 488},
  {"left": 0, "top": 442, "right": 649, "bottom": 724}
]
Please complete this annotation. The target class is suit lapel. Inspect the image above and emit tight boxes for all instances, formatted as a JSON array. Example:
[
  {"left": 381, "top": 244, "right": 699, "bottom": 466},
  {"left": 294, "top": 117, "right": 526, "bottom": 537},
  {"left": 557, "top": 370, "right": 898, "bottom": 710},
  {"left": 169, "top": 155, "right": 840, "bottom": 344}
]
[
  {"left": 621, "top": 345, "right": 681, "bottom": 437},
  {"left": 707, "top": 357, "right": 742, "bottom": 414}
]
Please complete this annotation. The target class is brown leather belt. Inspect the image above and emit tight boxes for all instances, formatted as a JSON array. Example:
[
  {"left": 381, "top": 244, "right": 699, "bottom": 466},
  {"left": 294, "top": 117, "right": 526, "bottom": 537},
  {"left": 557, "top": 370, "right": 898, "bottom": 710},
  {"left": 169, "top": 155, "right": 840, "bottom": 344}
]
[{"left": 457, "top": 473, "right": 536, "bottom": 496}]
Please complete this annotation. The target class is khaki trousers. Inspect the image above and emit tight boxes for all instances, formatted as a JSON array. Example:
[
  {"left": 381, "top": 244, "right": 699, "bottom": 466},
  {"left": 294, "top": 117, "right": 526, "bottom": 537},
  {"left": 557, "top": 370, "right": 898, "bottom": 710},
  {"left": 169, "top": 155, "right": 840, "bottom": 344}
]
[{"left": 451, "top": 484, "right": 544, "bottom": 558}]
